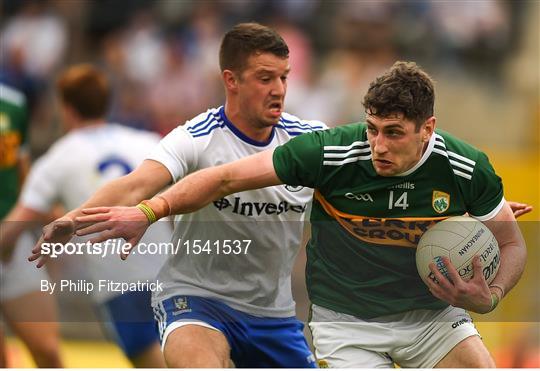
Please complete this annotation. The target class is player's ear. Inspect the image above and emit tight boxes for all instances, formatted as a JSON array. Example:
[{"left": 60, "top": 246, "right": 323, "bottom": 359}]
[
  {"left": 422, "top": 116, "right": 436, "bottom": 141},
  {"left": 59, "top": 102, "right": 81, "bottom": 129},
  {"left": 222, "top": 70, "right": 238, "bottom": 92}
]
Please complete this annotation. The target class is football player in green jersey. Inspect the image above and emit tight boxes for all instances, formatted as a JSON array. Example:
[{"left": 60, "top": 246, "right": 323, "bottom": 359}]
[
  {"left": 1, "top": 82, "right": 63, "bottom": 367},
  {"left": 36, "top": 62, "right": 527, "bottom": 368}
]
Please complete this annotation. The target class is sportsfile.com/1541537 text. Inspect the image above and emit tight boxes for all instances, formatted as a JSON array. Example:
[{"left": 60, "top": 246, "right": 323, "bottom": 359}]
[{"left": 39, "top": 238, "right": 252, "bottom": 258}]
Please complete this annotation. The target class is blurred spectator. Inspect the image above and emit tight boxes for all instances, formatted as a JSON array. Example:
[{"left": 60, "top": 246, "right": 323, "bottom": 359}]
[
  {"left": 121, "top": 9, "right": 167, "bottom": 85},
  {"left": 146, "top": 38, "right": 213, "bottom": 135},
  {"left": 1, "top": 1, "right": 67, "bottom": 81},
  {"left": 427, "top": 1, "right": 512, "bottom": 75},
  {"left": 0, "top": 0, "right": 67, "bottom": 111}
]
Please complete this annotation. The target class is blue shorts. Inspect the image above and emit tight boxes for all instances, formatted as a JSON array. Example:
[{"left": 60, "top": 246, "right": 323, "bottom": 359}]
[
  {"left": 99, "top": 290, "right": 159, "bottom": 358},
  {"left": 154, "top": 295, "right": 316, "bottom": 368}
]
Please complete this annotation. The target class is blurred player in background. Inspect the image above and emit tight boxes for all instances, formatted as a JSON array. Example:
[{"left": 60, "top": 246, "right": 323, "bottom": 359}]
[
  {"left": 26, "top": 23, "right": 326, "bottom": 368},
  {"left": 0, "top": 81, "right": 63, "bottom": 367},
  {"left": 1, "top": 65, "right": 170, "bottom": 367},
  {"left": 73, "top": 61, "right": 527, "bottom": 368}
]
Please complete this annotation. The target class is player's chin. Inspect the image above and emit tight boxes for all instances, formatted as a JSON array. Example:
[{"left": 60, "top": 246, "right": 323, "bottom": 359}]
[
  {"left": 262, "top": 114, "right": 281, "bottom": 127},
  {"left": 373, "top": 165, "right": 397, "bottom": 177}
]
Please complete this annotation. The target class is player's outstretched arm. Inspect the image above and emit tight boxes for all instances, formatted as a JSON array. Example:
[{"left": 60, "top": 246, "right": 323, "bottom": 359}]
[
  {"left": 29, "top": 160, "right": 172, "bottom": 267},
  {"left": 161, "top": 149, "right": 282, "bottom": 215},
  {"left": 427, "top": 203, "right": 526, "bottom": 313},
  {"left": 75, "top": 149, "right": 282, "bottom": 258}
]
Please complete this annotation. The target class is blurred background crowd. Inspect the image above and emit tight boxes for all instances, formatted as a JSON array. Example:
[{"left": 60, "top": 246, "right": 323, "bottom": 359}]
[
  {"left": 1, "top": 0, "right": 538, "bottom": 367},
  {"left": 2, "top": 0, "right": 538, "bottom": 151}
]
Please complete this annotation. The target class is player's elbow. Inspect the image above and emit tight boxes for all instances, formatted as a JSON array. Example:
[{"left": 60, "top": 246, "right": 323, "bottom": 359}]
[
  {"left": 215, "top": 166, "right": 236, "bottom": 198},
  {"left": 502, "top": 234, "right": 527, "bottom": 277}
]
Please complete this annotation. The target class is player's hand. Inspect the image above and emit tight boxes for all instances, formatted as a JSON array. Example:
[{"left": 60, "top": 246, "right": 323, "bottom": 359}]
[
  {"left": 426, "top": 255, "right": 493, "bottom": 313},
  {"left": 507, "top": 201, "right": 532, "bottom": 219},
  {"left": 29, "top": 216, "right": 75, "bottom": 268},
  {"left": 75, "top": 206, "right": 149, "bottom": 259}
]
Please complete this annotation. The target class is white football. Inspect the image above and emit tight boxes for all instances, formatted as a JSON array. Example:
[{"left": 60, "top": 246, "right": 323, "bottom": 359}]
[{"left": 416, "top": 216, "right": 500, "bottom": 286}]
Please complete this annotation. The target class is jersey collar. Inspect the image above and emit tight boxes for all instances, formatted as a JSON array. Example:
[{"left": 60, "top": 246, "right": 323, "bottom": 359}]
[{"left": 219, "top": 106, "right": 276, "bottom": 147}]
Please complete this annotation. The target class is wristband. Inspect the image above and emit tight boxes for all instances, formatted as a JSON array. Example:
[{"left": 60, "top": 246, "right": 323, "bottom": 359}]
[
  {"left": 136, "top": 203, "right": 157, "bottom": 224},
  {"left": 138, "top": 195, "right": 171, "bottom": 223},
  {"left": 489, "top": 283, "right": 505, "bottom": 299},
  {"left": 488, "top": 292, "right": 500, "bottom": 313}
]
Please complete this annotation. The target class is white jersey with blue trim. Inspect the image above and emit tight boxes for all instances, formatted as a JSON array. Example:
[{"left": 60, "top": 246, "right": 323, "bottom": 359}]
[
  {"left": 20, "top": 124, "right": 171, "bottom": 303},
  {"left": 148, "top": 106, "right": 327, "bottom": 317}
]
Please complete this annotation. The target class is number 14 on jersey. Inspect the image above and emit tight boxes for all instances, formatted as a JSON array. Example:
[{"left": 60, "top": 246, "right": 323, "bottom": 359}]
[{"left": 388, "top": 191, "right": 410, "bottom": 210}]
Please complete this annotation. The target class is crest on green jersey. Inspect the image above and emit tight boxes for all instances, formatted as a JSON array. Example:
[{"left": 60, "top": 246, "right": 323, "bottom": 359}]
[{"left": 432, "top": 190, "right": 450, "bottom": 213}]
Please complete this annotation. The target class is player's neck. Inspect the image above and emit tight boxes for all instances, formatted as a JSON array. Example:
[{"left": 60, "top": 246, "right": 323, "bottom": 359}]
[
  {"left": 224, "top": 104, "right": 274, "bottom": 143},
  {"left": 70, "top": 118, "right": 107, "bottom": 131}
]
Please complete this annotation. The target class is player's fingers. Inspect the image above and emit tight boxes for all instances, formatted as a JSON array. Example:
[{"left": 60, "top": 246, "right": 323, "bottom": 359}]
[
  {"left": 514, "top": 206, "right": 532, "bottom": 218},
  {"left": 28, "top": 250, "right": 40, "bottom": 262},
  {"left": 471, "top": 255, "right": 485, "bottom": 282},
  {"left": 31, "top": 236, "right": 45, "bottom": 255},
  {"left": 36, "top": 256, "right": 49, "bottom": 268},
  {"left": 425, "top": 275, "right": 447, "bottom": 300},
  {"left": 81, "top": 207, "right": 111, "bottom": 215},
  {"left": 42, "top": 226, "right": 54, "bottom": 240},
  {"left": 441, "top": 256, "right": 462, "bottom": 283},
  {"left": 75, "top": 213, "right": 111, "bottom": 224},
  {"left": 76, "top": 221, "right": 112, "bottom": 237},
  {"left": 425, "top": 272, "right": 441, "bottom": 291},
  {"left": 429, "top": 260, "right": 453, "bottom": 289}
]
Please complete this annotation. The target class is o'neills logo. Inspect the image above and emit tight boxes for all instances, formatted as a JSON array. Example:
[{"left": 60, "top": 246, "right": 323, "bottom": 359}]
[
  {"left": 389, "top": 181, "right": 415, "bottom": 190},
  {"left": 451, "top": 318, "right": 471, "bottom": 329},
  {"left": 213, "top": 197, "right": 307, "bottom": 216}
]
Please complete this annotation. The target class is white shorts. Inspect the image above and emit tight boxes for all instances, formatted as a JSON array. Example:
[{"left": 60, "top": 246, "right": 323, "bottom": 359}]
[
  {"left": 309, "top": 304, "right": 479, "bottom": 368},
  {"left": 1, "top": 230, "right": 48, "bottom": 302}
]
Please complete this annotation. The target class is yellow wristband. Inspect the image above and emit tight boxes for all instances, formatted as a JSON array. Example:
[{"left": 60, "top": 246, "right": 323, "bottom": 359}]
[
  {"left": 140, "top": 197, "right": 170, "bottom": 220},
  {"left": 136, "top": 203, "right": 157, "bottom": 224}
]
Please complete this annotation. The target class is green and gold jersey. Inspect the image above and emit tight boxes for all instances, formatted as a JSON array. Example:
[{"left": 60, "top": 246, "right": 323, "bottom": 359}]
[
  {"left": 273, "top": 123, "right": 504, "bottom": 318},
  {"left": 0, "top": 83, "right": 28, "bottom": 218}
]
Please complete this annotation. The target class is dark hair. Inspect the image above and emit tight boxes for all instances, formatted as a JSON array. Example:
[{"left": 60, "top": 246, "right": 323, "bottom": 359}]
[
  {"left": 57, "top": 64, "right": 110, "bottom": 119},
  {"left": 219, "top": 22, "right": 289, "bottom": 73},
  {"left": 362, "top": 61, "right": 435, "bottom": 129}
]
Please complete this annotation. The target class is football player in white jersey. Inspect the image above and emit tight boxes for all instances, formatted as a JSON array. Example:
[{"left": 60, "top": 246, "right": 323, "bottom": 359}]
[
  {"left": 26, "top": 23, "right": 326, "bottom": 367},
  {"left": 1, "top": 64, "right": 170, "bottom": 367}
]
